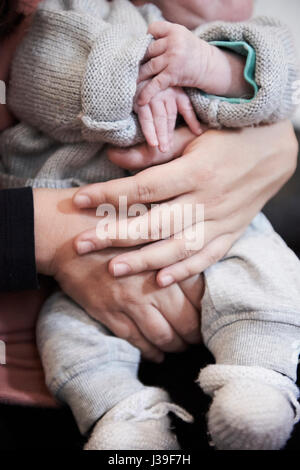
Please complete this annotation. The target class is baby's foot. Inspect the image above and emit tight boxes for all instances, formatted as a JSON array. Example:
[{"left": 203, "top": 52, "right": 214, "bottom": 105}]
[
  {"left": 84, "top": 387, "right": 193, "bottom": 450},
  {"left": 198, "top": 365, "right": 300, "bottom": 450}
]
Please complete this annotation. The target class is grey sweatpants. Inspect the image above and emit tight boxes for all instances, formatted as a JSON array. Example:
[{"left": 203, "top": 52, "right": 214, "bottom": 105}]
[{"left": 37, "top": 213, "right": 300, "bottom": 435}]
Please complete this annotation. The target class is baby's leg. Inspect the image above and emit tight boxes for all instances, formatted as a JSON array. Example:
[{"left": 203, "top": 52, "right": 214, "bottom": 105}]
[
  {"left": 199, "top": 213, "right": 300, "bottom": 450},
  {"left": 37, "top": 292, "right": 191, "bottom": 450}
]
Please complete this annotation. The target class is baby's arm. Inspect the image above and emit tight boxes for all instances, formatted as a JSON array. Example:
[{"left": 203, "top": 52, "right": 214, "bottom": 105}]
[
  {"left": 137, "top": 17, "right": 299, "bottom": 130},
  {"left": 137, "top": 21, "right": 252, "bottom": 107},
  {"left": 7, "top": 0, "right": 155, "bottom": 147}
]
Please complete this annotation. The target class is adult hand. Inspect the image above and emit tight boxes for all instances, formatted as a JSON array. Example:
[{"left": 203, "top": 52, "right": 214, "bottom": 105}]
[
  {"left": 34, "top": 188, "right": 202, "bottom": 362},
  {"left": 72, "top": 121, "right": 298, "bottom": 286}
]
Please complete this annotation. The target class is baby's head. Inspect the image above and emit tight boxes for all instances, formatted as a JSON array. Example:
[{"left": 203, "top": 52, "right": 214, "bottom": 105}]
[{"left": 135, "top": 0, "right": 254, "bottom": 29}]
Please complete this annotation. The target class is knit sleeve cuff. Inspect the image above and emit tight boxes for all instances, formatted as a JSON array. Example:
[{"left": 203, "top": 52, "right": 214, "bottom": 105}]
[
  {"left": 0, "top": 188, "right": 38, "bottom": 292},
  {"left": 187, "top": 17, "right": 299, "bottom": 128},
  {"left": 80, "top": 25, "right": 152, "bottom": 147}
]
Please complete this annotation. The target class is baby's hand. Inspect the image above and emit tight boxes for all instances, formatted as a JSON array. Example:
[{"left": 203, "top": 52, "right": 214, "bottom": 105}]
[
  {"left": 137, "top": 21, "right": 212, "bottom": 106},
  {"left": 134, "top": 84, "right": 202, "bottom": 153}
]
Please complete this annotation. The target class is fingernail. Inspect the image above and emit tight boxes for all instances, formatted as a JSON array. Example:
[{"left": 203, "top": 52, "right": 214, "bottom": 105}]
[
  {"left": 113, "top": 263, "right": 131, "bottom": 277},
  {"left": 74, "top": 194, "right": 92, "bottom": 208},
  {"left": 159, "top": 274, "right": 174, "bottom": 287},
  {"left": 77, "top": 241, "right": 95, "bottom": 255}
]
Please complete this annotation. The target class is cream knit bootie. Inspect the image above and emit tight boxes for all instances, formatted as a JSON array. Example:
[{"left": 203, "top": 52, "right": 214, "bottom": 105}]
[
  {"left": 84, "top": 387, "right": 193, "bottom": 450},
  {"left": 198, "top": 365, "right": 300, "bottom": 450}
]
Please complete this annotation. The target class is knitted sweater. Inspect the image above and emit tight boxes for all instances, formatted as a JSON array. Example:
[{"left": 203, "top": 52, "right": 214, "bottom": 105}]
[{"left": 0, "top": 0, "right": 298, "bottom": 189}]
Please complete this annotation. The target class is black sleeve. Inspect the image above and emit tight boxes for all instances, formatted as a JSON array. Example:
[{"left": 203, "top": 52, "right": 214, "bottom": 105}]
[{"left": 0, "top": 187, "right": 38, "bottom": 292}]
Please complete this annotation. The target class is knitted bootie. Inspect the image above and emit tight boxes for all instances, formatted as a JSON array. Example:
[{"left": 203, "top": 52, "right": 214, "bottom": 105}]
[
  {"left": 84, "top": 387, "right": 193, "bottom": 450},
  {"left": 198, "top": 365, "right": 300, "bottom": 450}
]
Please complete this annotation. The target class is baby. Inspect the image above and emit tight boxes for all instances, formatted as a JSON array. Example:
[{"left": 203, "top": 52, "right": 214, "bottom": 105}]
[{"left": 2, "top": 0, "right": 300, "bottom": 451}]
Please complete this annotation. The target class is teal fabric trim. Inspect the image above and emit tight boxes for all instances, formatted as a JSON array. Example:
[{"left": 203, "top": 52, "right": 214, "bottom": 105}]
[{"left": 201, "top": 41, "right": 258, "bottom": 104}]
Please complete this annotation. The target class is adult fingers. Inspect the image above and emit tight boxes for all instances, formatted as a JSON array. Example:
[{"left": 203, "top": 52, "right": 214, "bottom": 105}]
[
  {"left": 161, "top": 295, "right": 202, "bottom": 345},
  {"left": 73, "top": 151, "right": 194, "bottom": 209},
  {"left": 156, "top": 231, "right": 245, "bottom": 286},
  {"left": 130, "top": 304, "right": 187, "bottom": 353},
  {"left": 107, "top": 126, "right": 195, "bottom": 170},
  {"left": 107, "top": 206, "right": 254, "bottom": 279},
  {"left": 179, "top": 274, "right": 205, "bottom": 312},
  {"left": 105, "top": 226, "right": 239, "bottom": 288},
  {"left": 83, "top": 152, "right": 273, "bottom": 254},
  {"left": 103, "top": 311, "right": 164, "bottom": 363},
  {"left": 75, "top": 193, "right": 204, "bottom": 255},
  {"left": 107, "top": 219, "right": 205, "bottom": 277}
]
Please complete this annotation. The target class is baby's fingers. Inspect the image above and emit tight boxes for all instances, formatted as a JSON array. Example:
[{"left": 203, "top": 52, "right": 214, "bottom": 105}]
[
  {"left": 138, "top": 71, "right": 171, "bottom": 106},
  {"left": 148, "top": 21, "right": 172, "bottom": 39},
  {"left": 151, "top": 100, "right": 169, "bottom": 153},
  {"left": 177, "top": 92, "right": 202, "bottom": 136},
  {"left": 138, "top": 55, "right": 167, "bottom": 84},
  {"left": 165, "top": 97, "right": 178, "bottom": 144},
  {"left": 137, "top": 104, "right": 158, "bottom": 148},
  {"left": 144, "top": 38, "right": 168, "bottom": 61}
]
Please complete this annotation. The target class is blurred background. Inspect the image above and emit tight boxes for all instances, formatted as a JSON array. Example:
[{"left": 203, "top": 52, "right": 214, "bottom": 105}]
[{"left": 255, "top": 0, "right": 300, "bottom": 256}]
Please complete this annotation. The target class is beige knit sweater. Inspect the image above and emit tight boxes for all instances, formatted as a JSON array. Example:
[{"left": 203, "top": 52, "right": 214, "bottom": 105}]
[{"left": 0, "top": 0, "right": 298, "bottom": 189}]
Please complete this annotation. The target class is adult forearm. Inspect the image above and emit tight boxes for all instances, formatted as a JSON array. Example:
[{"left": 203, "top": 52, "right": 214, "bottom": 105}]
[
  {"left": 33, "top": 187, "right": 96, "bottom": 276},
  {"left": 33, "top": 188, "right": 65, "bottom": 276}
]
